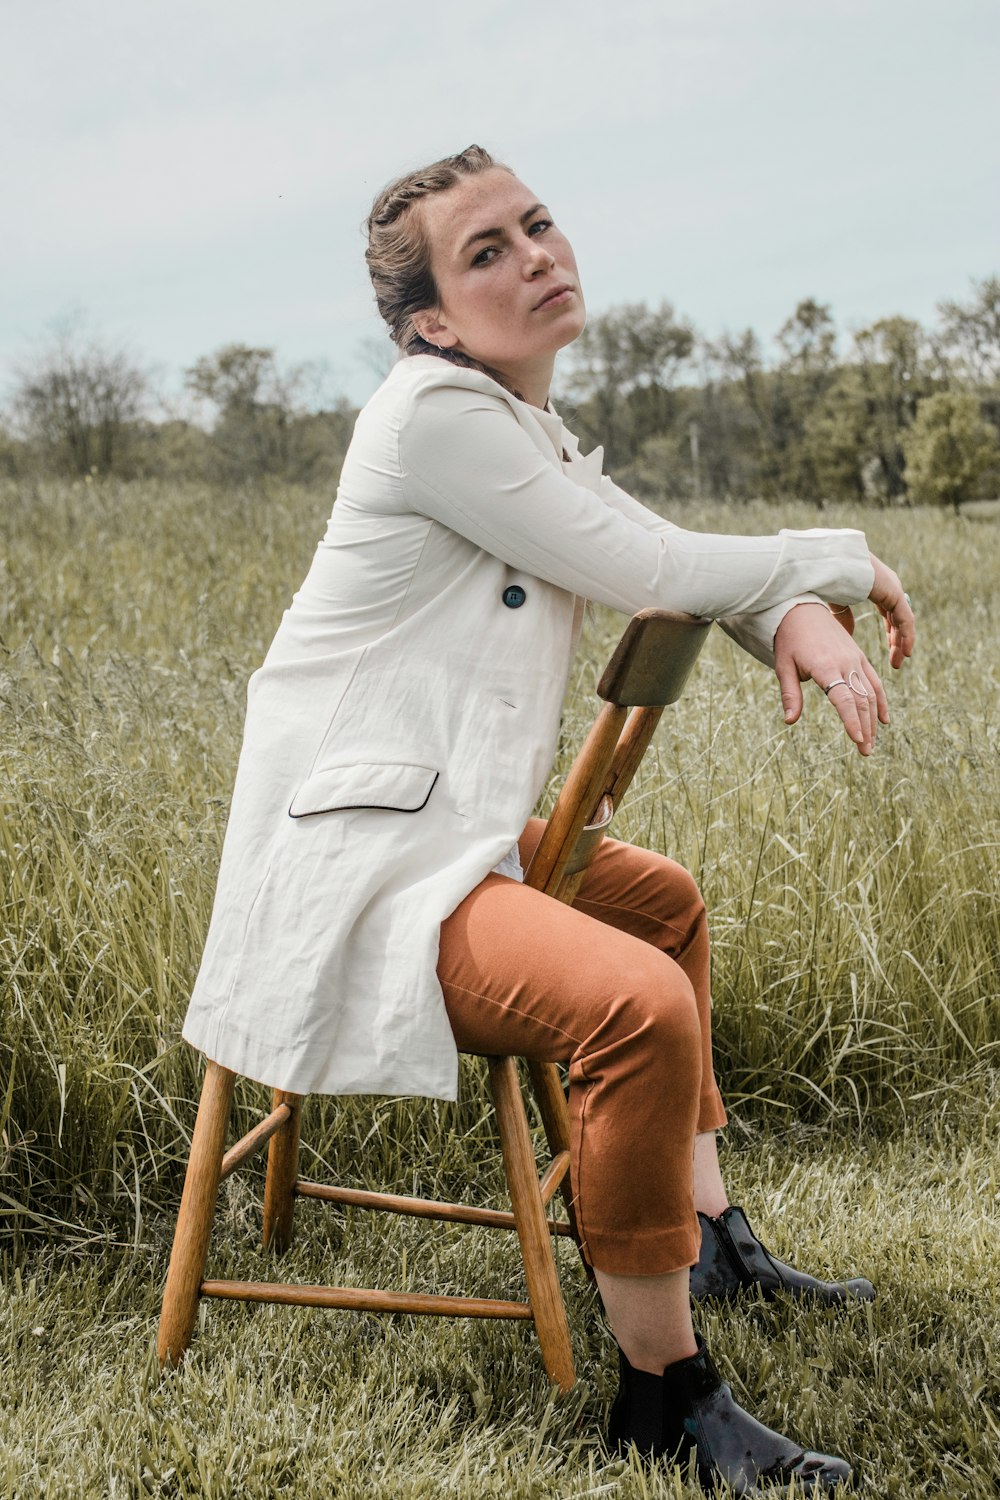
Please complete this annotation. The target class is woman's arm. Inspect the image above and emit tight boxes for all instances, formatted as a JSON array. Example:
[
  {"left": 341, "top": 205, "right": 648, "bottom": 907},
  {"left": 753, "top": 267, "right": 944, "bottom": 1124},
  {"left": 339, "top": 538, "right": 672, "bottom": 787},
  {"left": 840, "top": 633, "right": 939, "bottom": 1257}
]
[
  {"left": 595, "top": 468, "right": 915, "bottom": 752},
  {"left": 398, "top": 385, "right": 874, "bottom": 621},
  {"left": 598, "top": 463, "right": 914, "bottom": 755},
  {"left": 596, "top": 473, "right": 826, "bottom": 665}
]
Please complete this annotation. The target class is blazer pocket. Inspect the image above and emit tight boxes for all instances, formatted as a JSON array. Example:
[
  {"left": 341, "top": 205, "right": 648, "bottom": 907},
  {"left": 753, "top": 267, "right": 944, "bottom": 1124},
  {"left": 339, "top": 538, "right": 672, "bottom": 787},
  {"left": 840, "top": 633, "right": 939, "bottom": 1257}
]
[{"left": 288, "top": 761, "right": 439, "bottom": 819}]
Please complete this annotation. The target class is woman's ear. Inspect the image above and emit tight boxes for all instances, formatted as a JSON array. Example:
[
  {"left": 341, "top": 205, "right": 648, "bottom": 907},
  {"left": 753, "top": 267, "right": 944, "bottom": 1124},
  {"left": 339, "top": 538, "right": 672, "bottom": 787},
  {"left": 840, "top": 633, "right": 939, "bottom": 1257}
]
[{"left": 411, "top": 310, "right": 459, "bottom": 350}]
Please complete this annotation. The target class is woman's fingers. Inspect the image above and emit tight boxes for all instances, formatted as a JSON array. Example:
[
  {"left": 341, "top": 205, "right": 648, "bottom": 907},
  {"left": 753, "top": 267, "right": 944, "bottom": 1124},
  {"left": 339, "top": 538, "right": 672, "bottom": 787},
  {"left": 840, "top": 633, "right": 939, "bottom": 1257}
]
[
  {"left": 775, "top": 648, "right": 805, "bottom": 725},
  {"left": 865, "top": 659, "right": 889, "bottom": 725},
  {"left": 868, "top": 553, "right": 916, "bottom": 668},
  {"left": 774, "top": 602, "right": 890, "bottom": 756},
  {"left": 824, "top": 675, "right": 875, "bottom": 753},
  {"left": 882, "top": 596, "right": 916, "bottom": 669},
  {"left": 834, "top": 661, "right": 885, "bottom": 748}
]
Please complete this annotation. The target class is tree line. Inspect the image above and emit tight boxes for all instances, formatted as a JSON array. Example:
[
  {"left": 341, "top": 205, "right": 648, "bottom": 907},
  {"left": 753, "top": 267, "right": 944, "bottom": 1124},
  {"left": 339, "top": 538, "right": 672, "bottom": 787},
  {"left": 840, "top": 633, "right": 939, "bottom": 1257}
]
[
  {"left": 559, "top": 277, "right": 1000, "bottom": 511},
  {"left": 0, "top": 336, "right": 356, "bottom": 491},
  {"left": 3, "top": 276, "right": 999, "bottom": 508}
]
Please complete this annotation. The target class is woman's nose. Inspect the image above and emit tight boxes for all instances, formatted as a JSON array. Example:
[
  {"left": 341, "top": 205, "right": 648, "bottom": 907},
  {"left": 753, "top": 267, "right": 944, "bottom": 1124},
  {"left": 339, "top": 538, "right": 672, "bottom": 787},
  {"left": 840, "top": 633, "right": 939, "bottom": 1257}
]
[{"left": 522, "top": 236, "right": 555, "bottom": 276}]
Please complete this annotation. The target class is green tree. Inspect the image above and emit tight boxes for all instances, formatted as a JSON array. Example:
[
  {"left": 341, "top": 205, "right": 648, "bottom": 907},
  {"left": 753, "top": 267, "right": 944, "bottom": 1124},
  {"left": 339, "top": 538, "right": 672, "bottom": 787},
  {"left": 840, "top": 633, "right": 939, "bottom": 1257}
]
[
  {"left": 560, "top": 302, "right": 695, "bottom": 469},
  {"left": 902, "top": 391, "right": 1000, "bottom": 510},
  {"left": 777, "top": 298, "right": 838, "bottom": 382},
  {"left": 9, "top": 322, "right": 148, "bottom": 476},
  {"left": 800, "top": 367, "right": 870, "bottom": 503},
  {"left": 128, "top": 418, "right": 216, "bottom": 480},
  {"left": 852, "top": 316, "right": 931, "bottom": 500},
  {"left": 646, "top": 339, "right": 763, "bottom": 502},
  {"left": 773, "top": 299, "right": 839, "bottom": 496},
  {"left": 712, "top": 321, "right": 823, "bottom": 498},
  {"left": 185, "top": 344, "right": 343, "bottom": 483},
  {"left": 938, "top": 275, "right": 1000, "bottom": 385},
  {"left": 711, "top": 328, "right": 784, "bottom": 494}
]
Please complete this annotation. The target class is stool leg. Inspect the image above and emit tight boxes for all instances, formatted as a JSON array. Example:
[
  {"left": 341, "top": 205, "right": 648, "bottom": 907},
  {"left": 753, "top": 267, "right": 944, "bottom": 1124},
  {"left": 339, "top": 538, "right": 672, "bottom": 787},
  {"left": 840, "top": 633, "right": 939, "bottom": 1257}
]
[
  {"left": 262, "top": 1089, "right": 303, "bottom": 1253},
  {"left": 526, "top": 1061, "right": 583, "bottom": 1242},
  {"left": 158, "top": 1060, "right": 235, "bottom": 1367},
  {"left": 488, "top": 1056, "right": 576, "bottom": 1392}
]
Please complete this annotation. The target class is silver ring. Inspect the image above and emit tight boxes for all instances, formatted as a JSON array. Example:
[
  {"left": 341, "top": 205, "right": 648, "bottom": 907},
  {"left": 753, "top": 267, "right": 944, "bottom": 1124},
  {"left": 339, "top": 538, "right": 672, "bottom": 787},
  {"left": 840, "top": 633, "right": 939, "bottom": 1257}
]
[
  {"left": 848, "top": 669, "right": 872, "bottom": 699},
  {"left": 823, "top": 677, "right": 847, "bottom": 695}
]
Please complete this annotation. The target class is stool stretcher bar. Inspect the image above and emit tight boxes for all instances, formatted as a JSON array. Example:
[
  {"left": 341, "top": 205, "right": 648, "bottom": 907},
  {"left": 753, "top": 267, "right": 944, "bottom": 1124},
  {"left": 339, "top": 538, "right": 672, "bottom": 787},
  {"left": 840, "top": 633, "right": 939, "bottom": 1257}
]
[
  {"left": 199, "top": 1278, "right": 534, "bottom": 1320},
  {"left": 219, "top": 1102, "right": 293, "bottom": 1182},
  {"left": 295, "top": 1157, "right": 573, "bottom": 1237}
]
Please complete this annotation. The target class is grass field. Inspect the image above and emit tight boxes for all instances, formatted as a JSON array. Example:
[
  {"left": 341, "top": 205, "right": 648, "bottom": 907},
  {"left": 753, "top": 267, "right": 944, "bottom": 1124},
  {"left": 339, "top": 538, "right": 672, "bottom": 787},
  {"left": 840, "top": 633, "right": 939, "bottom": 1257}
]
[{"left": 1, "top": 478, "right": 998, "bottom": 1497}]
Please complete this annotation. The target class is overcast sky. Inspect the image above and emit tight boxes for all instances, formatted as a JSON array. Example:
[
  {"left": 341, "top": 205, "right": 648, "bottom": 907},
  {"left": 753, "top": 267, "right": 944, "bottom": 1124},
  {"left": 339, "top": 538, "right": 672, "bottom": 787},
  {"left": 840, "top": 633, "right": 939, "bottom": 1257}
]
[{"left": 1, "top": 0, "right": 997, "bottom": 409}]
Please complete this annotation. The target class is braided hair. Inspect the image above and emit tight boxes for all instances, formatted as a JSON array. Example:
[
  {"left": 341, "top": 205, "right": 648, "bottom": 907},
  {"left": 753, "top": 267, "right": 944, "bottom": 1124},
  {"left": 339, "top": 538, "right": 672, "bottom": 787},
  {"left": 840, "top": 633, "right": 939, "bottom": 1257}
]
[{"left": 365, "top": 145, "right": 514, "bottom": 383}]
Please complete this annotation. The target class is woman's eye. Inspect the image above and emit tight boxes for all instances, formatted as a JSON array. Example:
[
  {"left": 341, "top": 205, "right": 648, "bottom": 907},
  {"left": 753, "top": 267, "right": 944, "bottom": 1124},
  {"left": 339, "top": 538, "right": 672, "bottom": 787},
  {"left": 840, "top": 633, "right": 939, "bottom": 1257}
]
[
  {"left": 528, "top": 218, "right": 553, "bottom": 236},
  {"left": 471, "top": 245, "right": 499, "bottom": 267}
]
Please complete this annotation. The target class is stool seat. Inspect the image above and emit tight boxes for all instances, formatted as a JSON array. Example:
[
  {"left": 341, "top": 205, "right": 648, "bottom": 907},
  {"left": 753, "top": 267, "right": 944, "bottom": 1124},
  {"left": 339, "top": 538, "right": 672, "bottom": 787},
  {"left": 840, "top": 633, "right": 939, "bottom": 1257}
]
[{"left": 158, "top": 609, "right": 709, "bottom": 1389}]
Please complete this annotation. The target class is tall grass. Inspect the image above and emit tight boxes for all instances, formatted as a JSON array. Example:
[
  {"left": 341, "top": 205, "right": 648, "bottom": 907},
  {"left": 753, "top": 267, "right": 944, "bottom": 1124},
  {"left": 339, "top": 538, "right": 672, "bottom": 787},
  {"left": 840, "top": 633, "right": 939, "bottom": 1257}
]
[
  {"left": 1, "top": 478, "right": 997, "bottom": 1245},
  {"left": 2, "top": 478, "right": 999, "bottom": 1497}
]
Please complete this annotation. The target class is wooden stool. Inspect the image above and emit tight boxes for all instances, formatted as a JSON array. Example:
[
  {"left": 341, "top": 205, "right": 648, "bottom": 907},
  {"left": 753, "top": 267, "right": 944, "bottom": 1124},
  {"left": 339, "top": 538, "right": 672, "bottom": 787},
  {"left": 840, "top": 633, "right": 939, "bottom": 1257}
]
[{"left": 158, "top": 608, "right": 710, "bottom": 1389}]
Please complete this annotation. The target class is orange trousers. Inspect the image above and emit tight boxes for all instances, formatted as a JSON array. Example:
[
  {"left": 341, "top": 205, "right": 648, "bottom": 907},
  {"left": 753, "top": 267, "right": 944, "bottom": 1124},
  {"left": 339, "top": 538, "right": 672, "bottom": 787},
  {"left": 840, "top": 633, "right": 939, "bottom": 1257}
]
[{"left": 438, "top": 820, "right": 727, "bottom": 1277}]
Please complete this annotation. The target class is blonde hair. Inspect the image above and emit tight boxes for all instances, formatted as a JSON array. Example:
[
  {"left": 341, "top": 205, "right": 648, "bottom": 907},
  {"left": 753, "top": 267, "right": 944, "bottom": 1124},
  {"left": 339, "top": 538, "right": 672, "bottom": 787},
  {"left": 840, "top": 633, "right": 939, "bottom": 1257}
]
[{"left": 365, "top": 144, "right": 512, "bottom": 378}]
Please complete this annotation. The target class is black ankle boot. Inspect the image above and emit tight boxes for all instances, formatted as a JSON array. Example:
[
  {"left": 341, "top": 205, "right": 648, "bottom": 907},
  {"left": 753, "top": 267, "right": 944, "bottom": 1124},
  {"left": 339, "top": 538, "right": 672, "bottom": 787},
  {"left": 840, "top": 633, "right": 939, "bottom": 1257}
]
[
  {"left": 607, "top": 1337, "right": 852, "bottom": 1494},
  {"left": 690, "top": 1206, "right": 876, "bottom": 1306}
]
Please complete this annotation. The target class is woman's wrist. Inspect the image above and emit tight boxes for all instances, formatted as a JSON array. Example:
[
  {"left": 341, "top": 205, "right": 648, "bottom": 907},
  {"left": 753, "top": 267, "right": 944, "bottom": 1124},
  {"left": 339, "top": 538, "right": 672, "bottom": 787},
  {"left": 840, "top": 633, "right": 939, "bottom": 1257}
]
[{"left": 868, "top": 553, "right": 902, "bottom": 609}]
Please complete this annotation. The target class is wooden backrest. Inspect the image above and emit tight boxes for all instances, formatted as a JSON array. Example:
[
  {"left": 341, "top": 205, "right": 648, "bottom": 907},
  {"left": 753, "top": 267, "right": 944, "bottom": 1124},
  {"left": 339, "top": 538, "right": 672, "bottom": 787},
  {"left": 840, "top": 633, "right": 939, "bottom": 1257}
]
[
  {"left": 523, "top": 610, "right": 710, "bottom": 902},
  {"left": 596, "top": 608, "right": 711, "bottom": 706}
]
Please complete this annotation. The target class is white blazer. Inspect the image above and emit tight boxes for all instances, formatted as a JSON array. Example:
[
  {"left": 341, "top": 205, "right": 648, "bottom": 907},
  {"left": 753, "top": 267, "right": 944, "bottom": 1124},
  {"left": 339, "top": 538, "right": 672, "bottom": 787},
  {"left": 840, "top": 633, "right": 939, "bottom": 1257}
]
[{"left": 182, "top": 356, "right": 874, "bottom": 1100}]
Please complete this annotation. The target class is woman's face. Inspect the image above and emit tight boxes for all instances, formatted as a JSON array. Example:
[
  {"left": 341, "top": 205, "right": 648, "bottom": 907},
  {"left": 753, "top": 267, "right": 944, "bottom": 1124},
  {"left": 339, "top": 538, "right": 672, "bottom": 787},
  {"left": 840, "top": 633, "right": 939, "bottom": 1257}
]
[{"left": 414, "top": 168, "right": 586, "bottom": 402}]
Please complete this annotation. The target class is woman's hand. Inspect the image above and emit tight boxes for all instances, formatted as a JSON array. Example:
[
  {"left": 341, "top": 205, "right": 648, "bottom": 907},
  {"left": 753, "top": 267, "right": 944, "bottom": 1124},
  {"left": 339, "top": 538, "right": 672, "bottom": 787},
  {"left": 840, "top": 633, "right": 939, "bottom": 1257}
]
[
  {"left": 774, "top": 553, "right": 915, "bottom": 755},
  {"left": 774, "top": 602, "right": 889, "bottom": 755},
  {"left": 868, "top": 552, "right": 916, "bottom": 669}
]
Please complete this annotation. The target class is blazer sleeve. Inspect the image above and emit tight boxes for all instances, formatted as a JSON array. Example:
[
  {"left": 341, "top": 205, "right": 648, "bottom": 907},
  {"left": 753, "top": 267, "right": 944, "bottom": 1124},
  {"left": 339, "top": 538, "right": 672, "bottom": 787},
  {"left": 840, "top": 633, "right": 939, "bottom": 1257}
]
[
  {"left": 397, "top": 383, "right": 874, "bottom": 633},
  {"left": 594, "top": 473, "right": 828, "bottom": 666}
]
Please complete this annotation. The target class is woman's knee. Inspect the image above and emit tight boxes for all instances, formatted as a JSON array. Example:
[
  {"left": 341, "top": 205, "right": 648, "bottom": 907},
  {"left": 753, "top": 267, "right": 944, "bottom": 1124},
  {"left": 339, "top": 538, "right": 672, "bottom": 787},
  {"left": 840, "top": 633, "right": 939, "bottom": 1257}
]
[
  {"left": 579, "top": 841, "right": 708, "bottom": 952},
  {"left": 581, "top": 955, "right": 702, "bottom": 1075},
  {"left": 651, "top": 856, "right": 707, "bottom": 936},
  {"left": 637, "top": 968, "right": 701, "bottom": 1063}
]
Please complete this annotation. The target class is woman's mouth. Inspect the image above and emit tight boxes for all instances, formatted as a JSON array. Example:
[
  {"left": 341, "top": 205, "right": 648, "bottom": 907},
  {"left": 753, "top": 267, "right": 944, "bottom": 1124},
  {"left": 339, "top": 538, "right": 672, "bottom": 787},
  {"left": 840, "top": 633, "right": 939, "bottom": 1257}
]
[{"left": 533, "top": 284, "right": 573, "bottom": 311}]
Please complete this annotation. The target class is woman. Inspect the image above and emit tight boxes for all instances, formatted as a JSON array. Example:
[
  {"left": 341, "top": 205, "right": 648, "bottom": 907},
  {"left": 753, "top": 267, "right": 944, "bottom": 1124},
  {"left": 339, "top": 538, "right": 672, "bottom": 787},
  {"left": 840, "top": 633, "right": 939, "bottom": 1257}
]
[{"left": 182, "top": 146, "right": 913, "bottom": 1492}]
